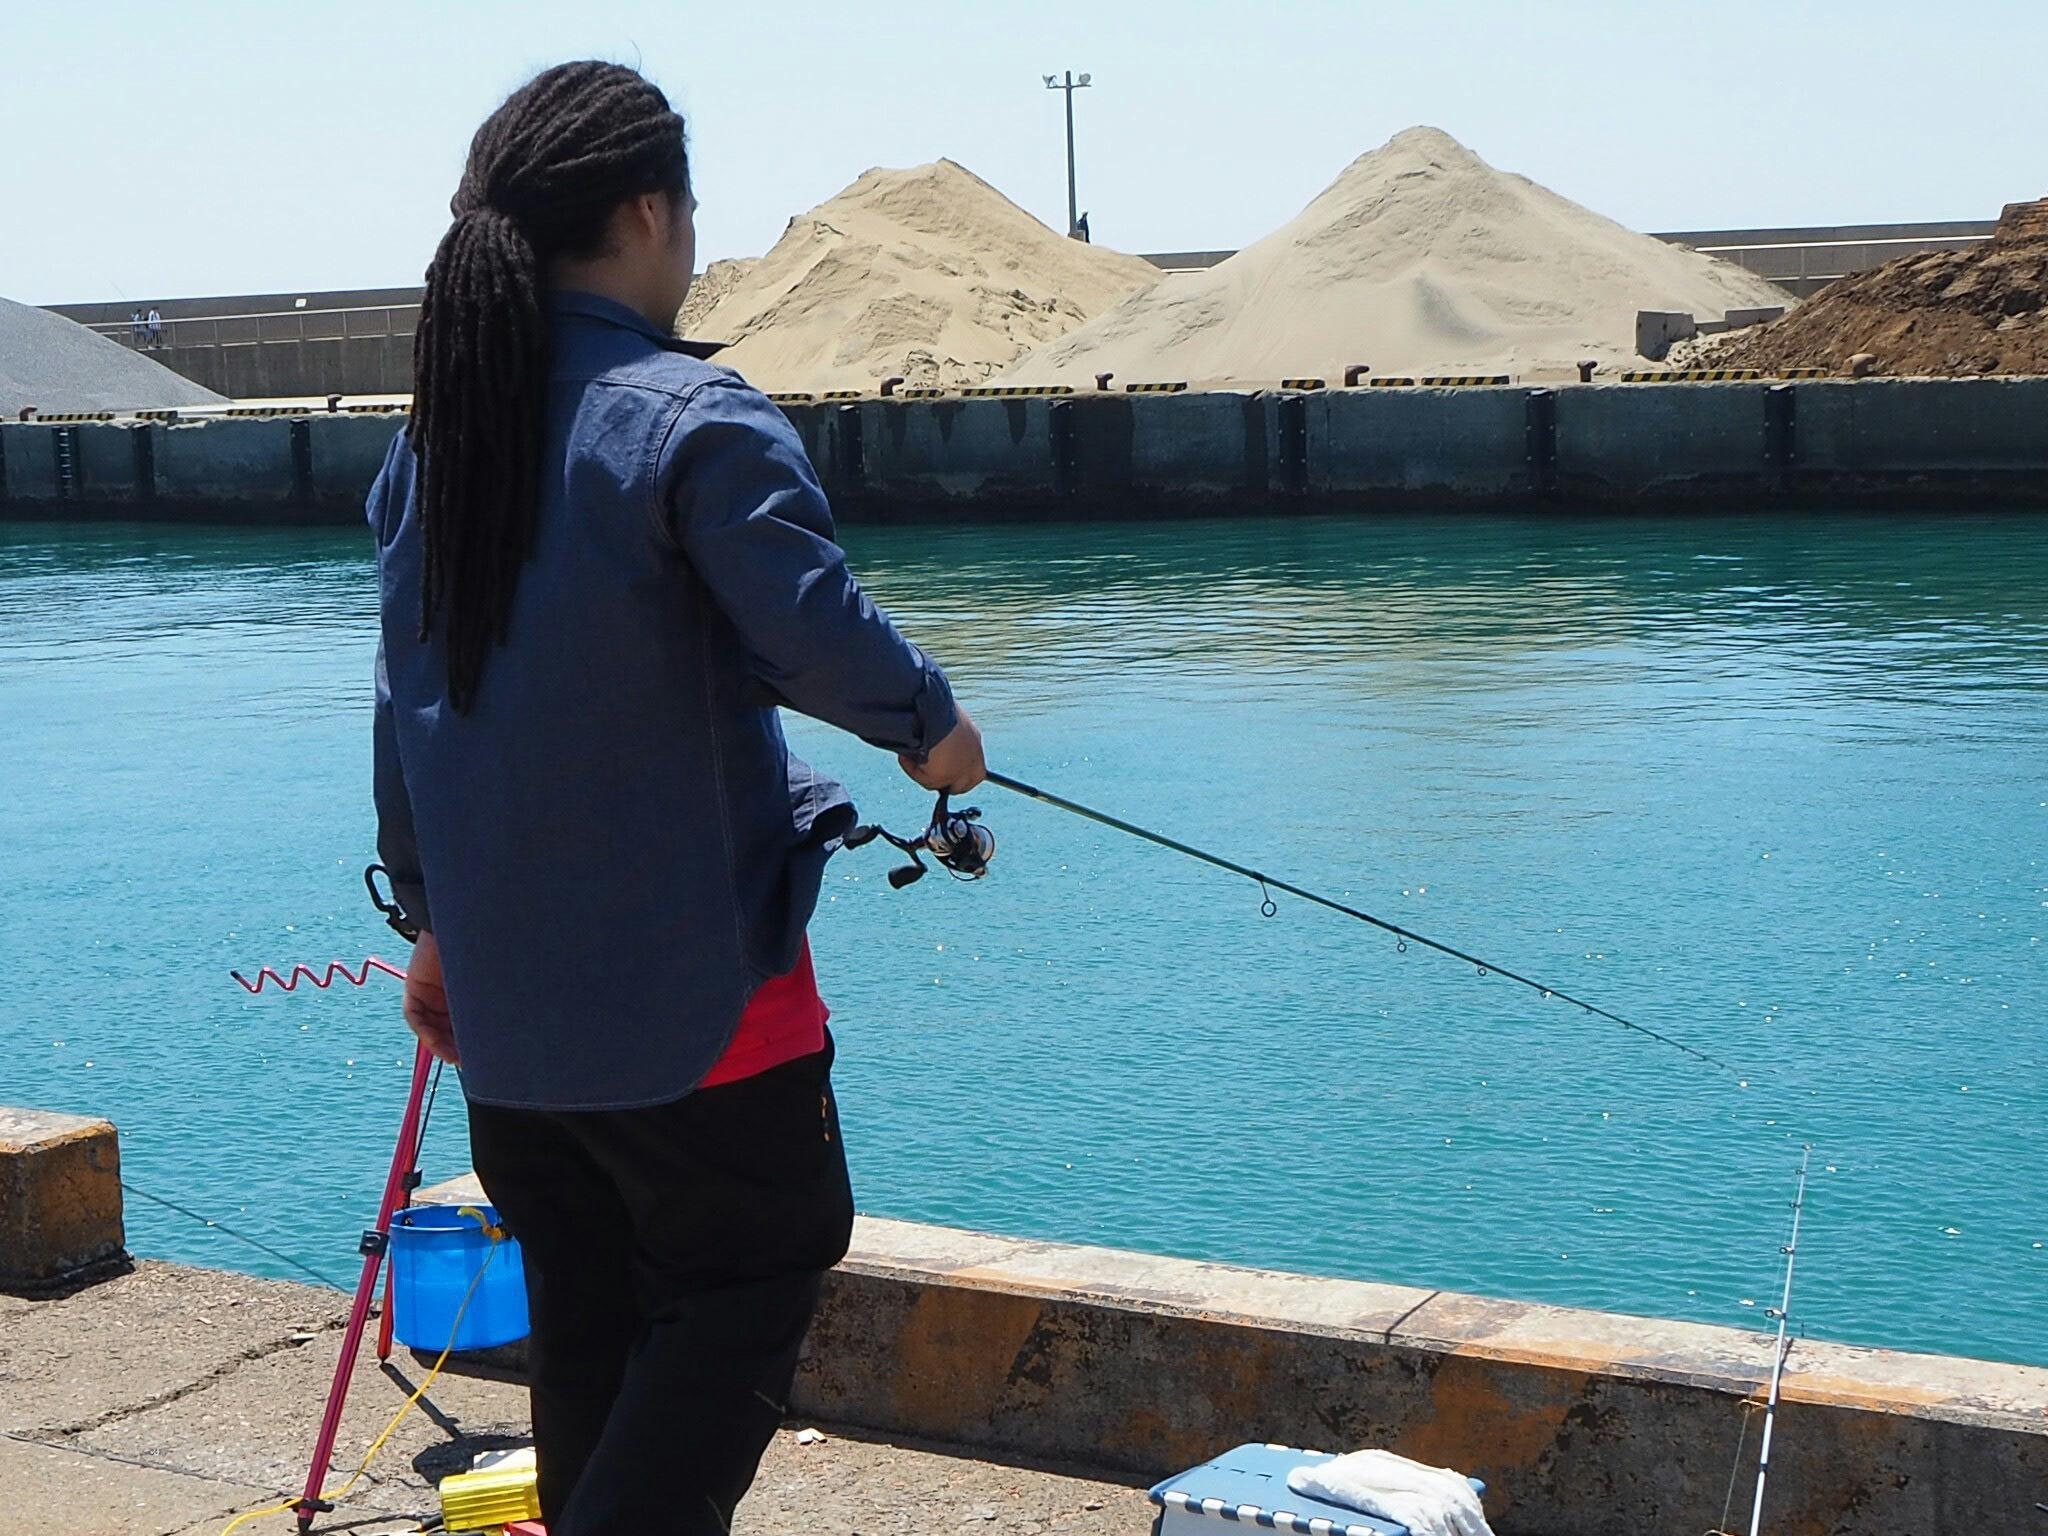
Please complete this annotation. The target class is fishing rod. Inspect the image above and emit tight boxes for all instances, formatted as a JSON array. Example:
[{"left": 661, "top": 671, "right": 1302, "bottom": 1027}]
[
  {"left": 848, "top": 770, "right": 1733, "bottom": 1072},
  {"left": 1743, "top": 1145, "right": 1813, "bottom": 1536}
]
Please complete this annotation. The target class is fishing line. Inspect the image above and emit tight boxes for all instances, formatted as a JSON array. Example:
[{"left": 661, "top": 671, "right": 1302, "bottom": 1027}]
[
  {"left": 886, "top": 769, "right": 1734, "bottom": 1073},
  {"left": 119, "top": 1179, "right": 352, "bottom": 1292}
]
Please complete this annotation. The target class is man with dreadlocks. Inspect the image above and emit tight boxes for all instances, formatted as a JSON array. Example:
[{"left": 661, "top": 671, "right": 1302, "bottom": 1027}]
[{"left": 367, "top": 60, "right": 984, "bottom": 1535}]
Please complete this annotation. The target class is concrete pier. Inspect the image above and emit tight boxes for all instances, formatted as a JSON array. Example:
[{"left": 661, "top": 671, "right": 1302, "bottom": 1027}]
[
  {"left": 415, "top": 1178, "right": 2048, "bottom": 1536},
  {"left": 0, "top": 1261, "right": 1146, "bottom": 1536},
  {"left": 3, "top": 377, "right": 2044, "bottom": 525},
  {"left": 3, "top": 1161, "right": 2043, "bottom": 1532}
]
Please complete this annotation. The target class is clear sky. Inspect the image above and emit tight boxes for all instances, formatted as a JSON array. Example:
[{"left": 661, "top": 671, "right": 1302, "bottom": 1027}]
[{"left": 3, "top": 0, "right": 2043, "bottom": 306}]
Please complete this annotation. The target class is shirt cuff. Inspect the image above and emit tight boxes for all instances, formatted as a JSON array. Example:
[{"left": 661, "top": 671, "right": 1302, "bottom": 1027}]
[{"left": 905, "top": 661, "right": 959, "bottom": 762}]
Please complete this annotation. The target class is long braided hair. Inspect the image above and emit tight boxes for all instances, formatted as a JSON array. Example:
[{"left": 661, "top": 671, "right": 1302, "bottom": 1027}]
[{"left": 411, "top": 61, "right": 689, "bottom": 711}]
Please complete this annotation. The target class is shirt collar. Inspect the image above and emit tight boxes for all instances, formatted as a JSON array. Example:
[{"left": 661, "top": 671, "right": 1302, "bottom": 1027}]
[{"left": 546, "top": 288, "right": 726, "bottom": 358}]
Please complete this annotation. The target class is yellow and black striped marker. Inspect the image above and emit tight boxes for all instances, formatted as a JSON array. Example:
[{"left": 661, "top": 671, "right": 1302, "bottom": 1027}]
[
  {"left": 960, "top": 385, "right": 1074, "bottom": 396},
  {"left": 1364, "top": 377, "right": 1416, "bottom": 387},
  {"left": 822, "top": 390, "right": 862, "bottom": 401},
  {"left": 1279, "top": 378, "right": 1326, "bottom": 390},
  {"left": 1619, "top": 369, "right": 1763, "bottom": 382},
  {"left": 28, "top": 411, "right": 117, "bottom": 422},
  {"left": 1124, "top": 381, "right": 1188, "bottom": 394},
  {"left": 767, "top": 392, "right": 816, "bottom": 404},
  {"left": 1418, "top": 375, "right": 1511, "bottom": 386},
  {"left": 344, "top": 403, "right": 412, "bottom": 413},
  {"left": 896, "top": 387, "right": 948, "bottom": 399},
  {"left": 134, "top": 409, "right": 182, "bottom": 421}
]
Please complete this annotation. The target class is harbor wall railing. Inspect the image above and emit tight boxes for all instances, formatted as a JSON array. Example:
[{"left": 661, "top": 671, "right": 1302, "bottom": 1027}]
[{"left": 3, "top": 378, "right": 2045, "bottom": 523}]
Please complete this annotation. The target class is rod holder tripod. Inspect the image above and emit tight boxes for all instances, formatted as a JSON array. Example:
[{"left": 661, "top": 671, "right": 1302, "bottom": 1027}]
[{"left": 292, "top": 867, "right": 434, "bottom": 1531}]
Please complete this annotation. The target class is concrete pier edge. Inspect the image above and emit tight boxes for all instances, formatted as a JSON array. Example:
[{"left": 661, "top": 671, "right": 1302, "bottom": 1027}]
[
  {"left": 3, "top": 377, "right": 2045, "bottom": 524},
  {"left": 417, "top": 1174, "right": 2047, "bottom": 1536}
]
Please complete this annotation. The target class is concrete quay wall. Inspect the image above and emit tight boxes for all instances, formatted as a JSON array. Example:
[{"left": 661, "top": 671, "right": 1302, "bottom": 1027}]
[
  {"left": 800, "top": 379, "right": 2048, "bottom": 517},
  {"left": 797, "top": 1219, "right": 2048, "bottom": 1536},
  {"left": 419, "top": 1170, "right": 2048, "bottom": 1536},
  {"left": 2, "top": 379, "right": 2044, "bottom": 523},
  {"left": 0, "top": 412, "right": 400, "bottom": 522}
]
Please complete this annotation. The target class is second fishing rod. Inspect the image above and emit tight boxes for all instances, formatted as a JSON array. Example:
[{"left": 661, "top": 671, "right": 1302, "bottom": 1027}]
[{"left": 846, "top": 767, "right": 1739, "bottom": 1076}]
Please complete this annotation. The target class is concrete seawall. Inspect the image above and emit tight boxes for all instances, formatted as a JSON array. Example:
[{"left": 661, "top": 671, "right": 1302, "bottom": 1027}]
[
  {"left": 416, "top": 1178, "right": 2046, "bottom": 1536},
  {"left": 0, "top": 413, "right": 399, "bottom": 523},
  {"left": 3, "top": 378, "right": 2044, "bottom": 524}
]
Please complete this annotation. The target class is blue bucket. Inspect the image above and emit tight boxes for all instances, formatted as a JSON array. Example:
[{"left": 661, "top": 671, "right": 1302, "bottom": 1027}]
[{"left": 387, "top": 1202, "right": 529, "bottom": 1352}]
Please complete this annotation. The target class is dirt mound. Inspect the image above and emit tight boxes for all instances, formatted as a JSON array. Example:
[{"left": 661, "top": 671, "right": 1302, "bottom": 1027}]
[
  {"left": 0, "top": 297, "right": 225, "bottom": 414},
  {"left": 1698, "top": 199, "right": 2048, "bottom": 377},
  {"left": 999, "top": 126, "right": 1790, "bottom": 387},
  {"left": 675, "top": 160, "right": 1159, "bottom": 391}
]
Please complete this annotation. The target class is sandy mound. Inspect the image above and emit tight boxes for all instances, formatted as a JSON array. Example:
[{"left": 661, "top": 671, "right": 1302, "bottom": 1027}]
[
  {"left": 0, "top": 297, "right": 226, "bottom": 414},
  {"left": 1000, "top": 127, "right": 1791, "bottom": 387},
  {"left": 1696, "top": 198, "right": 2048, "bottom": 377},
  {"left": 676, "top": 160, "right": 1160, "bottom": 391},
  {"left": 677, "top": 256, "right": 756, "bottom": 338}
]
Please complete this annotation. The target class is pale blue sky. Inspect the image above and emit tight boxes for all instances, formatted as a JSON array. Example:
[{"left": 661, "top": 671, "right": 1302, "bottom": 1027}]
[{"left": 3, "top": 0, "right": 2043, "bottom": 305}]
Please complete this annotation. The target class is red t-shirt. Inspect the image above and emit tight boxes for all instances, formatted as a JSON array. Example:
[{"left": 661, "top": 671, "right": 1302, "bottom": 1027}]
[{"left": 697, "top": 936, "right": 828, "bottom": 1088}]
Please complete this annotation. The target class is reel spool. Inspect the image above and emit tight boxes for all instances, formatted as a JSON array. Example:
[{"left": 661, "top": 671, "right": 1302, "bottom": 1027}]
[{"left": 846, "top": 791, "right": 996, "bottom": 888}]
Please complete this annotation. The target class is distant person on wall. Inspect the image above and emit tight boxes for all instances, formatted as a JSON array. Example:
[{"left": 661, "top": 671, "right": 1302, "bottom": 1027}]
[
  {"left": 129, "top": 308, "right": 144, "bottom": 347},
  {"left": 366, "top": 60, "right": 984, "bottom": 1536},
  {"left": 145, "top": 307, "right": 162, "bottom": 349},
  {"left": 1075, "top": 210, "right": 1091, "bottom": 243}
]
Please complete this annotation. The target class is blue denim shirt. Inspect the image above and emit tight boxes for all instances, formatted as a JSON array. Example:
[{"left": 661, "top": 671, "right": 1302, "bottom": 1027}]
[{"left": 370, "top": 290, "right": 956, "bottom": 1110}]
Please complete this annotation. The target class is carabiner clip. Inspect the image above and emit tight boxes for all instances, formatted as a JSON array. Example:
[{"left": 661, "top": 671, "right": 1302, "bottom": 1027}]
[{"left": 363, "top": 864, "right": 420, "bottom": 944}]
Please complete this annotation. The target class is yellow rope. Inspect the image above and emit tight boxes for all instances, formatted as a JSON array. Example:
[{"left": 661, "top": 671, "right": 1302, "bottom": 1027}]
[{"left": 218, "top": 1218, "right": 505, "bottom": 1535}]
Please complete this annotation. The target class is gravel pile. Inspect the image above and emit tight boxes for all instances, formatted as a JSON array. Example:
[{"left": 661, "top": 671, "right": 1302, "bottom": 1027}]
[{"left": 0, "top": 295, "right": 226, "bottom": 414}]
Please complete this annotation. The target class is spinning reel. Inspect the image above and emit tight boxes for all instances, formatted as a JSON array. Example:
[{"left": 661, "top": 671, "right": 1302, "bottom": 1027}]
[{"left": 845, "top": 791, "right": 997, "bottom": 889}]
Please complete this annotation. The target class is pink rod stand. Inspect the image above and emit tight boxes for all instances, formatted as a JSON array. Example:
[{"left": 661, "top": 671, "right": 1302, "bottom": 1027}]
[{"left": 295, "top": 1040, "right": 433, "bottom": 1531}]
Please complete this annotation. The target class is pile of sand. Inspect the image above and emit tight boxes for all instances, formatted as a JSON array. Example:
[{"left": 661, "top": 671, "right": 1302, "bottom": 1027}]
[
  {"left": 1695, "top": 198, "right": 2048, "bottom": 377},
  {"left": 676, "top": 160, "right": 1160, "bottom": 391},
  {"left": 677, "top": 256, "right": 755, "bottom": 338},
  {"left": 0, "top": 297, "right": 225, "bottom": 414},
  {"left": 1000, "top": 127, "right": 1791, "bottom": 387}
]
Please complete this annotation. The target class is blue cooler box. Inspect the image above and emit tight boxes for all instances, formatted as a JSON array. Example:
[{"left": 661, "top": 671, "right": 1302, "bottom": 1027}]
[{"left": 1148, "top": 1443, "right": 1486, "bottom": 1536}]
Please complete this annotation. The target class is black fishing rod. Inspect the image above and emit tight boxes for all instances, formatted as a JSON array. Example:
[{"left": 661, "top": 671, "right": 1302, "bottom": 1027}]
[{"left": 848, "top": 770, "right": 1734, "bottom": 1073}]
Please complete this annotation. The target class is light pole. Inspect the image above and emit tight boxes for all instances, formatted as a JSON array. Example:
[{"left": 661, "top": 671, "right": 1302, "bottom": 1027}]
[{"left": 1043, "top": 70, "right": 1091, "bottom": 238}]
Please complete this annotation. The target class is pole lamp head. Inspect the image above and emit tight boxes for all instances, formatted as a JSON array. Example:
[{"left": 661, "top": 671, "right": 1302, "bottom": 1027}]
[
  {"left": 1043, "top": 74, "right": 1058, "bottom": 87},
  {"left": 1077, "top": 73, "right": 1092, "bottom": 86}
]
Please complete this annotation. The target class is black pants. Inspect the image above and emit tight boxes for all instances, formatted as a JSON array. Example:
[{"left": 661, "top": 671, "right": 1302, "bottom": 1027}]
[{"left": 467, "top": 1033, "right": 854, "bottom": 1535}]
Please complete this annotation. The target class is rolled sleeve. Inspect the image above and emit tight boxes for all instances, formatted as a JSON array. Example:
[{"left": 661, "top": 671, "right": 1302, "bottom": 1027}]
[{"left": 659, "top": 378, "right": 958, "bottom": 757}]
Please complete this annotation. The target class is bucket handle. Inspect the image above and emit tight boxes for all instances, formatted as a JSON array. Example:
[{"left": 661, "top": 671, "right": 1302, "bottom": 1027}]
[{"left": 456, "top": 1204, "right": 508, "bottom": 1243}]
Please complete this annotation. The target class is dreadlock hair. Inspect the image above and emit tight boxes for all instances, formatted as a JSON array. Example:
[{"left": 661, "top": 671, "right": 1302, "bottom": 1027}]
[{"left": 411, "top": 60, "right": 689, "bottom": 711}]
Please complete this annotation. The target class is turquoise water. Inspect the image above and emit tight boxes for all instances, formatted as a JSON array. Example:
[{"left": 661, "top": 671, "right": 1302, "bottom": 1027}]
[{"left": 2, "top": 511, "right": 2043, "bottom": 1366}]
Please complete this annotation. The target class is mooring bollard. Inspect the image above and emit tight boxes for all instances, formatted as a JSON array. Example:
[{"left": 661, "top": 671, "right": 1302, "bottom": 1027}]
[{"left": 0, "top": 1107, "right": 127, "bottom": 1292}]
